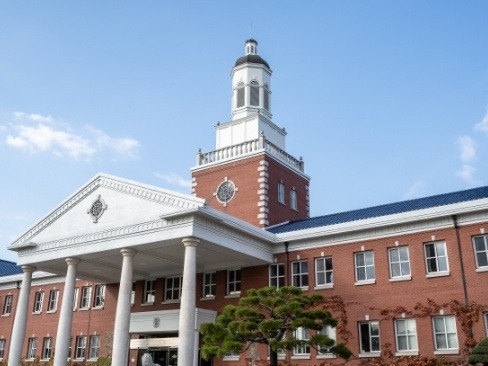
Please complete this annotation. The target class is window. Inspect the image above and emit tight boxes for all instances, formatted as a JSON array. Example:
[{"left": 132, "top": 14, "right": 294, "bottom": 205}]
[
  {"left": 355, "top": 251, "right": 375, "bottom": 282},
  {"left": 263, "top": 84, "right": 270, "bottom": 111},
  {"left": 75, "top": 336, "right": 87, "bottom": 359},
  {"left": 68, "top": 337, "right": 73, "bottom": 359},
  {"left": 290, "top": 189, "right": 297, "bottom": 210},
  {"left": 165, "top": 276, "right": 182, "bottom": 301},
  {"left": 278, "top": 182, "right": 285, "bottom": 204},
  {"left": 318, "top": 326, "right": 336, "bottom": 355},
  {"left": 473, "top": 235, "right": 488, "bottom": 269},
  {"left": 236, "top": 82, "right": 245, "bottom": 108},
  {"left": 47, "top": 290, "right": 59, "bottom": 312},
  {"left": 143, "top": 280, "right": 155, "bottom": 304},
  {"left": 131, "top": 283, "right": 136, "bottom": 305},
  {"left": 433, "top": 315, "right": 458, "bottom": 351},
  {"left": 93, "top": 285, "right": 105, "bottom": 308},
  {"left": 227, "top": 269, "right": 241, "bottom": 295},
  {"left": 269, "top": 263, "right": 285, "bottom": 289},
  {"left": 73, "top": 288, "right": 79, "bottom": 311},
  {"left": 0, "top": 339, "right": 5, "bottom": 358},
  {"left": 359, "top": 321, "right": 380, "bottom": 354},
  {"left": 42, "top": 337, "right": 53, "bottom": 359},
  {"left": 389, "top": 247, "right": 411, "bottom": 279},
  {"left": 250, "top": 80, "right": 260, "bottom": 106},
  {"left": 80, "top": 286, "right": 92, "bottom": 309},
  {"left": 293, "top": 327, "right": 310, "bottom": 355},
  {"left": 425, "top": 242, "right": 449, "bottom": 275},
  {"left": 27, "top": 337, "right": 37, "bottom": 359},
  {"left": 89, "top": 335, "right": 100, "bottom": 359},
  {"left": 203, "top": 273, "right": 216, "bottom": 298},
  {"left": 484, "top": 313, "right": 488, "bottom": 336},
  {"left": 33, "top": 291, "right": 44, "bottom": 313},
  {"left": 395, "top": 318, "right": 418, "bottom": 353},
  {"left": 315, "top": 257, "right": 333, "bottom": 287},
  {"left": 292, "top": 260, "right": 308, "bottom": 288},
  {"left": 3, "top": 295, "right": 13, "bottom": 315}
]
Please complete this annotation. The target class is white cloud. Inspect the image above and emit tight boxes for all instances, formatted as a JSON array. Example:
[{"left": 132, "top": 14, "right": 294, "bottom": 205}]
[
  {"left": 475, "top": 108, "right": 488, "bottom": 134},
  {"left": 402, "top": 181, "right": 426, "bottom": 200},
  {"left": 456, "top": 164, "right": 479, "bottom": 185},
  {"left": 457, "top": 135, "right": 476, "bottom": 162},
  {"left": 4, "top": 112, "right": 140, "bottom": 160},
  {"left": 155, "top": 172, "right": 192, "bottom": 190}
]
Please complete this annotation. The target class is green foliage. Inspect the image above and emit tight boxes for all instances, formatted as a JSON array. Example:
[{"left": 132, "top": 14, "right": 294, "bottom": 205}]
[
  {"left": 200, "top": 286, "right": 351, "bottom": 364},
  {"left": 469, "top": 337, "right": 488, "bottom": 365}
]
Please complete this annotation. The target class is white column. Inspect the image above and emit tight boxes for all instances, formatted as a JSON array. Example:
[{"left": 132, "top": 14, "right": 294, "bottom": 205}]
[
  {"left": 178, "top": 237, "right": 199, "bottom": 366},
  {"left": 54, "top": 258, "right": 80, "bottom": 366},
  {"left": 112, "top": 248, "right": 137, "bottom": 366},
  {"left": 8, "top": 265, "right": 35, "bottom": 366}
]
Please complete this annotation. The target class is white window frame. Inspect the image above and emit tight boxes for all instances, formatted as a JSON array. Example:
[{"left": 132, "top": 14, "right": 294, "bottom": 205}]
[
  {"left": 47, "top": 290, "right": 59, "bottom": 312},
  {"left": 143, "top": 280, "right": 155, "bottom": 304},
  {"left": 290, "top": 189, "right": 297, "bottom": 211},
  {"left": 93, "top": 284, "right": 105, "bottom": 308},
  {"left": 425, "top": 241, "right": 449, "bottom": 277},
  {"left": 227, "top": 269, "right": 241, "bottom": 296},
  {"left": 165, "top": 276, "right": 183, "bottom": 301},
  {"left": 0, "top": 339, "right": 6, "bottom": 359},
  {"left": 388, "top": 246, "right": 411, "bottom": 280},
  {"left": 278, "top": 181, "right": 285, "bottom": 204},
  {"left": 42, "top": 337, "right": 53, "bottom": 360},
  {"left": 315, "top": 257, "right": 333, "bottom": 288},
  {"left": 359, "top": 321, "right": 380, "bottom": 355},
  {"left": 292, "top": 327, "right": 310, "bottom": 357},
  {"left": 80, "top": 286, "right": 92, "bottom": 309},
  {"left": 89, "top": 335, "right": 100, "bottom": 359},
  {"left": 432, "top": 315, "right": 459, "bottom": 353},
  {"left": 3, "top": 295, "right": 12, "bottom": 315},
  {"left": 202, "top": 272, "right": 216, "bottom": 298},
  {"left": 27, "top": 337, "right": 37, "bottom": 359},
  {"left": 269, "top": 263, "right": 285, "bottom": 289},
  {"left": 317, "top": 325, "right": 336, "bottom": 357},
  {"left": 72, "top": 288, "right": 79, "bottom": 311},
  {"left": 292, "top": 260, "right": 308, "bottom": 289},
  {"left": 355, "top": 251, "right": 375, "bottom": 284},
  {"left": 250, "top": 80, "right": 260, "bottom": 106},
  {"left": 33, "top": 291, "right": 44, "bottom": 313},
  {"left": 394, "top": 318, "right": 418, "bottom": 355},
  {"left": 473, "top": 235, "right": 488, "bottom": 270},
  {"left": 75, "top": 335, "right": 87, "bottom": 360}
]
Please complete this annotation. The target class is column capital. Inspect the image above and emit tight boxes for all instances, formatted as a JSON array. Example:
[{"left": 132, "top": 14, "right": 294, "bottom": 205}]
[
  {"left": 20, "top": 265, "right": 36, "bottom": 273},
  {"left": 182, "top": 237, "right": 200, "bottom": 247},
  {"left": 65, "top": 257, "right": 81, "bottom": 266},
  {"left": 120, "top": 248, "right": 137, "bottom": 257}
]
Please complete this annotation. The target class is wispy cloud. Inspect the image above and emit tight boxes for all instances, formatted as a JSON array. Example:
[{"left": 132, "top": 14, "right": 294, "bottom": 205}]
[
  {"left": 155, "top": 172, "right": 192, "bottom": 190},
  {"left": 457, "top": 135, "right": 476, "bottom": 162},
  {"left": 456, "top": 164, "right": 479, "bottom": 185},
  {"left": 474, "top": 108, "right": 488, "bottom": 134},
  {"left": 402, "top": 181, "right": 426, "bottom": 200},
  {"left": 4, "top": 112, "right": 140, "bottom": 160}
]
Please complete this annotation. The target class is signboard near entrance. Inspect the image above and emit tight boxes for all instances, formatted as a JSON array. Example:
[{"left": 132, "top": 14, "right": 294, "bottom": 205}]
[{"left": 130, "top": 337, "right": 179, "bottom": 349}]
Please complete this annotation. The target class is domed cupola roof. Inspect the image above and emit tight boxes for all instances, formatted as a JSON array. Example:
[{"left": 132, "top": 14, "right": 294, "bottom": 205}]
[{"left": 234, "top": 39, "right": 270, "bottom": 69}]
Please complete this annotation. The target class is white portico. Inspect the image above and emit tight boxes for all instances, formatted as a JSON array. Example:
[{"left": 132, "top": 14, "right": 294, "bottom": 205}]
[{"left": 8, "top": 173, "right": 276, "bottom": 366}]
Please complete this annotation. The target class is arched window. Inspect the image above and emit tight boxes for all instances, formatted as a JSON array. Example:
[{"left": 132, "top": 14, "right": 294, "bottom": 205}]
[
  {"left": 263, "top": 84, "right": 270, "bottom": 111},
  {"left": 250, "top": 80, "right": 259, "bottom": 106},
  {"left": 236, "top": 82, "right": 245, "bottom": 108}
]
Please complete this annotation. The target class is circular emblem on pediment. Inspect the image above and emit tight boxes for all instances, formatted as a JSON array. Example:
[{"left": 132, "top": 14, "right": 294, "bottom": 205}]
[
  {"left": 214, "top": 178, "right": 238, "bottom": 207},
  {"left": 87, "top": 195, "right": 107, "bottom": 223}
]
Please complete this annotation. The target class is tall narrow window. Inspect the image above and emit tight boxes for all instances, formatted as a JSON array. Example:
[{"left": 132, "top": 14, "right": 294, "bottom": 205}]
[
  {"left": 33, "top": 291, "right": 44, "bottom": 313},
  {"left": 93, "top": 285, "right": 105, "bottom": 308},
  {"left": 425, "top": 242, "right": 448, "bottom": 275},
  {"left": 290, "top": 189, "right": 298, "bottom": 211},
  {"left": 395, "top": 318, "right": 418, "bottom": 352},
  {"left": 292, "top": 260, "right": 308, "bottom": 288},
  {"left": 293, "top": 328, "right": 310, "bottom": 355},
  {"left": 318, "top": 326, "right": 336, "bottom": 355},
  {"left": 278, "top": 182, "right": 285, "bottom": 204},
  {"left": 227, "top": 269, "right": 241, "bottom": 295},
  {"left": 359, "top": 321, "right": 380, "bottom": 354},
  {"left": 269, "top": 263, "right": 285, "bottom": 289},
  {"left": 89, "top": 335, "right": 100, "bottom": 359},
  {"left": 42, "top": 337, "right": 53, "bottom": 359},
  {"left": 236, "top": 82, "right": 245, "bottom": 108},
  {"left": 250, "top": 80, "right": 260, "bottom": 106},
  {"left": 165, "top": 276, "right": 183, "bottom": 301},
  {"left": 75, "top": 336, "right": 87, "bottom": 359},
  {"left": 315, "top": 257, "right": 333, "bottom": 287},
  {"left": 355, "top": 251, "right": 375, "bottom": 283},
  {"left": 263, "top": 84, "right": 270, "bottom": 111},
  {"left": 80, "top": 286, "right": 92, "bottom": 309},
  {"left": 473, "top": 235, "right": 488, "bottom": 269},
  {"left": 27, "top": 338, "right": 37, "bottom": 359},
  {"left": 0, "top": 339, "right": 5, "bottom": 359},
  {"left": 143, "top": 280, "right": 155, "bottom": 304},
  {"left": 389, "top": 247, "right": 411, "bottom": 279},
  {"left": 433, "top": 315, "right": 458, "bottom": 351},
  {"left": 73, "top": 288, "right": 79, "bottom": 311},
  {"left": 47, "top": 290, "right": 59, "bottom": 312},
  {"left": 484, "top": 313, "right": 488, "bottom": 336},
  {"left": 3, "top": 295, "right": 13, "bottom": 315},
  {"left": 203, "top": 273, "right": 216, "bottom": 298}
]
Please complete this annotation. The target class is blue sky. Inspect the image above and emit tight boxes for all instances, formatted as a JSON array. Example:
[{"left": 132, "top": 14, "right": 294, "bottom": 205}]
[{"left": 1, "top": 1, "right": 488, "bottom": 262}]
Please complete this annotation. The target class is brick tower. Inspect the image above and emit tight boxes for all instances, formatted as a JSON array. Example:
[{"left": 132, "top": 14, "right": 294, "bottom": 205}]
[{"left": 191, "top": 39, "right": 310, "bottom": 227}]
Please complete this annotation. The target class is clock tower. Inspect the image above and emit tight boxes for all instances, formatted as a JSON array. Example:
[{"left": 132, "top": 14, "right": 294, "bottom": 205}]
[{"left": 191, "top": 39, "right": 310, "bottom": 227}]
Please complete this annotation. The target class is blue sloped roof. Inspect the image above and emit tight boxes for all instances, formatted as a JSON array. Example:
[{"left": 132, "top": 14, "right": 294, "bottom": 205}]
[
  {"left": 267, "top": 186, "right": 488, "bottom": 234},
  {"left": 0, "top": 259, "right": 22, "bottom": 277}
]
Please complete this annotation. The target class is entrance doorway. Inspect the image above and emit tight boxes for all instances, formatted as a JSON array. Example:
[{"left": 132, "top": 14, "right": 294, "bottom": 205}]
[{"left": 138, "top": 347, "right": 178, "bottom": 366}]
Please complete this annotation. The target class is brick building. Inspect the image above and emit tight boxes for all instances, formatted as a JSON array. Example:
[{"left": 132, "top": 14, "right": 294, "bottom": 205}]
[{"left": 1, "top": 39, "right": 488, "bottom": 366}]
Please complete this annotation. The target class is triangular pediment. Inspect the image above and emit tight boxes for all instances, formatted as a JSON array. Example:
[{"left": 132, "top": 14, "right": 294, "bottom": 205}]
[{"left": 10, "top": 173, "right": 205, "bottom": 250}]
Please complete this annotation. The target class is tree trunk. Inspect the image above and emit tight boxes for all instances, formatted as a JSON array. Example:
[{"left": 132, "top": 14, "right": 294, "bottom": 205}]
[{"left": 269, "top": 350, "right": 278, "bottom": 366}]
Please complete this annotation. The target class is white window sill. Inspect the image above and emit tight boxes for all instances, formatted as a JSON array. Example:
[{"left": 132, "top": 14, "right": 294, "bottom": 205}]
[
  {"left": 476, "top": 267, "right": 488, "bottom": 273},
  {"left": 389, "top": 276, "right": 412, "bottom": 282},
  {"left": 47, "top": 309, "right": 57, "bottom": 314},
  {"left": 87, "top": 358, "right": 99, "bottom": 362},
  {"left": 359, "top": 352, "right": 381, "bottom": 358},
  {"left": 78, "top": 307, "right": 90, "bottom": 311},
  {"left": 426, "top": 271, "right": 450, "bottom": 278},
  {"left": 314, "top": 284, "right": 333, "bottom": 290},
  {"left": 223, "top": 356, "right": 240, "bottom": 361},
  {"left": 434, "top": 349, "right": 459, "bottom": 355},
  {"left": 141, "top": 302, "right": 154, "bottom": 307},
  {"left": 291, "top": 355, "right": 310, "bottom": 360},
  {"left": 32, "top": 311, "right": 42, "bottom": 315},
  {"left": 396, "top": 351, "right": 419, "bottom": 356},
  {"left": 200, "top": 296, "right": 215, "bottom": 301},
  {"left": 317, "top": 354, "right": 336, "bottom": 359},
  {"left": 1, "top": 314, "right": 10, "bottom": 317},
  {"left": 355, "top": 279, "right": 376, "bottom": 286},
  {"left": 162, "top": 299, "right": 180, "bottom": 304},
  {"left": 93, "top": 306, "right": 104, "bottom": 310},
  {"left": 225, "top": 293, "right": 241, "bottom": 299}
]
